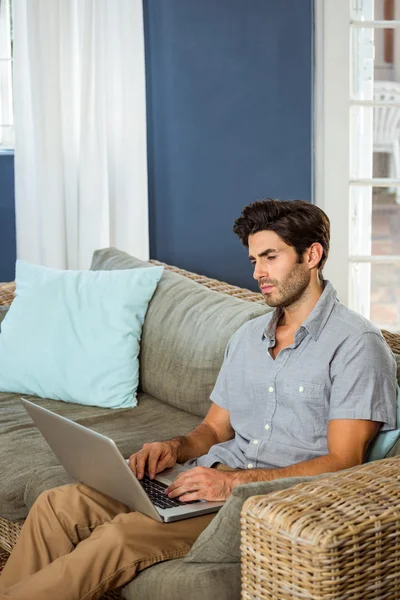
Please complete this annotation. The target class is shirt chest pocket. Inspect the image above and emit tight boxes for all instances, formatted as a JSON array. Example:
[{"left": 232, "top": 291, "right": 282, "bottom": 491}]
[{"left": 282, "top": 381, "right": 326, "bottom": 437}]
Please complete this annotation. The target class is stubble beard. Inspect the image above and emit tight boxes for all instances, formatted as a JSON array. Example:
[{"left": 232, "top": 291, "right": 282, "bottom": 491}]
[{"left": 262, "top": 263, "right": 311, "bottom": 309}]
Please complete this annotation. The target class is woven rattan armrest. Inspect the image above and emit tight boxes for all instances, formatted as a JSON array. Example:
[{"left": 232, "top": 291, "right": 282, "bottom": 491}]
[
  {"left": 0, "top": 517, "right": 24, "bottom": 553},
  {"left": 240, "top": 457, "right": 400, "bottom": 600}
]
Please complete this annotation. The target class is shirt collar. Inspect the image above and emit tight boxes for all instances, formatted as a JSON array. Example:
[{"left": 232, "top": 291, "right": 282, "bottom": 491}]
[{"left": 262, "top": 280, "right": 338, "bottom": 342}]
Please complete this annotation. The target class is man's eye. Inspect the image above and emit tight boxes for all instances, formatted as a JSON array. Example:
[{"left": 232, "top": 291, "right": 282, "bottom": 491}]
[{"left": 267, "top": 256, "right": 276, "bottom": 260}]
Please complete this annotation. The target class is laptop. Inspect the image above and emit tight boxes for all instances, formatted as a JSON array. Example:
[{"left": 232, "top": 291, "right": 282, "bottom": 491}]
[{"left": 21, "top": 398, "right": 224, "bottom": 523}]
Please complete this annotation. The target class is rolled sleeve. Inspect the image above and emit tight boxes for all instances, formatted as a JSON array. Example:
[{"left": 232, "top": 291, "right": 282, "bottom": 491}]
[{"left": 329, "top": 332, "right": 397, "bottom": 431}]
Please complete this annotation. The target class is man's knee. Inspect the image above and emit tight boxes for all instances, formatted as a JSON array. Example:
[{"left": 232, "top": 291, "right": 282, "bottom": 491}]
[
  {"left": 32, "top": 484, "right": 79, "bottom": 515},
  {"left": 90, "top": 521, "right": 132, "bottom": 553}
]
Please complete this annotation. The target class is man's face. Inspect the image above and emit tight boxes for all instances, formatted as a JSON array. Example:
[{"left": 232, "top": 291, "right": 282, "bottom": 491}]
[{"left": 248, "top": 230, "right": 310, "bottom": 308}]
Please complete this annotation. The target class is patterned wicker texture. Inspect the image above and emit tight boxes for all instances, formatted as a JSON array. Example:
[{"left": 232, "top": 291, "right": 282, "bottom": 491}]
[
  {"left": 0, "top": 282, "right": 14, "bottom": 306},
  {"left": 0, "top": 263, "right": 266, "bottom": 308},
  {"left": 0, "top": 548, "right": 9, "bottom": 573},
  {"left": 0, "top": 518, "right": 23, "bottom": 553},
  {"left": 149, "top": 260, "right": 266, "bottom": 304},
  {"left": 3, "top": 267, "right": 400, "bottom": 343},
  {"left": 241, "top": 456, "right": 400, "bottom": 600},
  {"left": 381, "top": 328, "right": 400, "bottom": 353}
]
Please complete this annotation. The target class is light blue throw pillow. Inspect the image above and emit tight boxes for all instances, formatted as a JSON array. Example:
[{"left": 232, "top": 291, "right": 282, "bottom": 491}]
[
  {"left": 367, "top": 385, "right": 400, "bottom": 461},
  {"left": 0, "top": 260, "right": 163, "bottom": 409}
]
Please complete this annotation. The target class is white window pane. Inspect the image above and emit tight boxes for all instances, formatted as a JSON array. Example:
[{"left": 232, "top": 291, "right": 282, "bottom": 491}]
[
  {"left": 350, "top": 106, "right": 374, "bottom": 179},
  {"left": 349, "top": 261, "right": 372, "bottom": 319},
  {"left": 350, "top": 0, "right": 374, "bottom": 22},
  {"left": 350, "top": 185, "right": 400, "bottom": 255},
  {"left": 351, "top": 104, "right": 400, "bottom": 179},
  {"left": 374, "top": 22, "right": 400, "bottom": 92},
  {"left": 350, "top": 185, "right": 373, "bottom": 256},
  {"left": 372, "top": 186, "right": 400, "bottom": 254},
  {"left": 351, "top": 27, "right": 375, "bottom": 101},
  {"left": 350, "top": 183, "right": 400, "bottom": 330},
  {"left": 349, "top": 187, "right": 372, "bottom": 319},
  {"left": 351, "top": 261, "right": 400, "bottom": 331},
  {"left": 370, "top": 260, "right": 400, "bottom": 329},
  {"left": 352, "top": 20, "right": 400, "bottom": 101},
  {"left": 373, "top": 84, "right": 400, "bottom": 183}
]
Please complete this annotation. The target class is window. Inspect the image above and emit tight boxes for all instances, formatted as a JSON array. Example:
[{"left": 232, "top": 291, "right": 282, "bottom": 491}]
[
  {"left": 315, "top": 0, "right": 400, "bottom": 332},
  {"left": 0, "top": 0, "right": 13, "bottom": 149}
]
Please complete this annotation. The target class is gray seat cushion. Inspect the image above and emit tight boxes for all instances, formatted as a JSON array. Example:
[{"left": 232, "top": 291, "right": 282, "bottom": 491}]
[
  {"left": 0, "top": 392, "right": 201, "bottom": 521},
  {"left": 122, "top": 560, "right": 241, "bottom": 600},
  {"left": 121, "top": 476, "right": 326, "bottom": 600},
  {"left": 122, "top": 460, "right": 400, "bottom": 599},
  {"left": 91, "top": 248, "right": 270, "bottom": 417},
  {"left": 185, "top": 476, "right": 317, "bottom": 564},
  {"left": 24, "top": 465, "right": 77, "bottom": 511}
]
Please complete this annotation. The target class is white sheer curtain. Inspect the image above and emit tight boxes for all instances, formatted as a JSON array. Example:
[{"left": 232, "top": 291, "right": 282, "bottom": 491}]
[
  {"left": 13, "top": 0, "right": 149, "bottom": 269},
  {"left": 0, "top": 0, "right": 14, "bottom": 148}
]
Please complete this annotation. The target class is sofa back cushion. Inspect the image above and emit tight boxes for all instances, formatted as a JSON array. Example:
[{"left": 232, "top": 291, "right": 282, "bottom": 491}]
[{"left": 91, "top": 248, "right": 270, "bottom": 417}]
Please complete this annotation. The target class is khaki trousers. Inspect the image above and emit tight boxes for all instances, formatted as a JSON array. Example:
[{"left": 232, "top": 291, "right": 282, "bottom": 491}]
[{"left": 0, "top": 483, "right": 216, "bottom": 600}]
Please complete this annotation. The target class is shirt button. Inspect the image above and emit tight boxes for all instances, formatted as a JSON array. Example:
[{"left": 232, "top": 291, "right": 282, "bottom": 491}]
[
  {"left": 268, "top": 386, "right": 274, "bottom": 393},
  {"left": 299, "top": 386, "right": 304, "bottom": 393},
  {"left": 253, "top": 439, "right": 259, "bottom": 444},
  {"left": 264, "top": 424, "right": 270, "bottom": 431},
  {"left": 247, "top": 463, "right": 254, "bottom": 469}
]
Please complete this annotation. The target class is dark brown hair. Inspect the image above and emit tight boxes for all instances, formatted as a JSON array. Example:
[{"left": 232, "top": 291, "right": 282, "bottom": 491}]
[{"left": 233, "top": 199, "right": 330, "bottom": 280}]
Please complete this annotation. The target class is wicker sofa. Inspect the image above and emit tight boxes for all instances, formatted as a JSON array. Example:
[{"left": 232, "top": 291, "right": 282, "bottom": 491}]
[{"left": 0, "top": 248, "right": 400, "bottom": 600}]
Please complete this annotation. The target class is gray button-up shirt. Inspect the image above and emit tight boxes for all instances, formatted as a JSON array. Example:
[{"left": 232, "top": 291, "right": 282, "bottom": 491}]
[{"left": 190, "top": 281, "right": 397, "bottom": 470}]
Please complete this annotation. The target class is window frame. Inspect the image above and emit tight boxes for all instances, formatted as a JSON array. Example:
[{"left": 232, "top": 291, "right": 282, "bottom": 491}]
[
  {"left": 314, "top": 0, "right": 400, "bottom": 330},
  {"left": 314, "top": 0, "right": 351, "bottom": 305}
]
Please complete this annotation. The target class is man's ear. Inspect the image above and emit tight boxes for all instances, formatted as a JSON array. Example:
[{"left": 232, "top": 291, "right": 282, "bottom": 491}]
[{"left": 307, "top": 243, "right": 324, "bottom": 269}]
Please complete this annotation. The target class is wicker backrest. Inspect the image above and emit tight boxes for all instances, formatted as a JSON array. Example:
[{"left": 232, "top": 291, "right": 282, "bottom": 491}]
[
  {"left": 0, "top": 283, "right": 15, "bottom": 307},
  {"left": 381, "top": 328, "right": 400, "bottom": 354},
  {"left": 0, "top": 263, "right": 265, "bottom": 305},
  {"left": 2, "top": 267, "right": 399, "bottom": 351},
  {"left": 241, "top": 456, "right": 400, "bottom": 600}
]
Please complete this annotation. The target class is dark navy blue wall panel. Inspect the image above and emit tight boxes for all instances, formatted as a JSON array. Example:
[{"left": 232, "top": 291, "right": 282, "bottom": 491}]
[
  {"left": 0, "top": 153, "right": 16, "bottom": 281},
  {"left": 144, "top": 0, "right": 313, "bottom": 291}
]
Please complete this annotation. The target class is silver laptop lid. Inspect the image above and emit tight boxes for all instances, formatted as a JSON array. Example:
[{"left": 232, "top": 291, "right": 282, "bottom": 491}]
[
  {"left": 21, "top": 398, "right": 162, "bottom": 521},
  {"left": 20, "top": 398, "right": 224, "bottom": 522}
]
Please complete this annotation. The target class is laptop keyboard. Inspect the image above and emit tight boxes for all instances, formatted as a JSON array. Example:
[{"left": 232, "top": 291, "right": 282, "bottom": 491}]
[{"left": 140, "top": 475, "right": 201, "bottom": 510}]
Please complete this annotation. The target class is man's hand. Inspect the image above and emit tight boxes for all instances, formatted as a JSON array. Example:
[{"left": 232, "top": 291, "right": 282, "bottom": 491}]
[
  {"left": 127, "top": 404, "right": 234, "bottom": 481},
  {"left": 128, "top": 441, "right": 179, "bottom": 480},
  {"left": 165, "top": 466, "right": 237, "bottom": 502}
]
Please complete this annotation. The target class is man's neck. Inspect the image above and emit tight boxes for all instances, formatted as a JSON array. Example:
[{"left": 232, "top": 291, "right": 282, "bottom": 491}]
[{"left": 278, "top": 280, "right": 324, "bottom": 331}]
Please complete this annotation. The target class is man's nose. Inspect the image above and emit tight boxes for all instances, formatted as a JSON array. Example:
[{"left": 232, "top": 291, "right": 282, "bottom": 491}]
[{"left": 253, "top": 262, "right": 268, "bottom": 281}]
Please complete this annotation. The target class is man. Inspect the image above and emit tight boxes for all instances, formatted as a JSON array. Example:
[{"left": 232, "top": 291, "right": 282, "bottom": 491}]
[{"left": 0, "top": 199, "right": 397, "bottom": 599}]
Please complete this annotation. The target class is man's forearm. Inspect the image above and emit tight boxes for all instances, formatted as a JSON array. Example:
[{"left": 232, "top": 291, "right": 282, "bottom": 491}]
[
  {"left": 229, "top": 452, "right": 361, "bottom": 488},
  {"left": 166, "top": 423, "right": 220, "bottom": 463}
]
